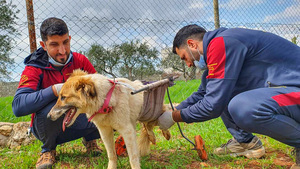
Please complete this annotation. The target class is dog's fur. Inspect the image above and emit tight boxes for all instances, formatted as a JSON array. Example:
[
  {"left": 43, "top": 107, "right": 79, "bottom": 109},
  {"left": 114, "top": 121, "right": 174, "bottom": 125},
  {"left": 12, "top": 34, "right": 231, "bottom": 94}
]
[{"left": 48, "top": 69, "right": 171, "bottom": 169}]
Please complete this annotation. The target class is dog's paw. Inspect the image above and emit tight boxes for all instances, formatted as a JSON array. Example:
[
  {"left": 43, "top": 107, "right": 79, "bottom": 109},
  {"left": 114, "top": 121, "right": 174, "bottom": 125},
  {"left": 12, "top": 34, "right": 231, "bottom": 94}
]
[{"left": 161, "top": 129, "right": 171, "bottom": 140}]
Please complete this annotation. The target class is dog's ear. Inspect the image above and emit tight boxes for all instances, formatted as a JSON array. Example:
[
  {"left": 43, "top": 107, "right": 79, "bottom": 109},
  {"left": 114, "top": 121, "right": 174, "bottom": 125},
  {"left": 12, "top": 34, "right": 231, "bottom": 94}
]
[{"left": 76, "top": 78, "right": 97, "bottom": 98}]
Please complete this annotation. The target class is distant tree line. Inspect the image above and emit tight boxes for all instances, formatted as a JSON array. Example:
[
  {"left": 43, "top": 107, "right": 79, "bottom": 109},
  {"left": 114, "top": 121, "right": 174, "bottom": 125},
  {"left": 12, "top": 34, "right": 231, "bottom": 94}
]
[
  {"left": 85, "top": 40, "right": 162, "bottom": 80},
  {"left": 0, "top": 0, "right": 19, "bottom": 81}
]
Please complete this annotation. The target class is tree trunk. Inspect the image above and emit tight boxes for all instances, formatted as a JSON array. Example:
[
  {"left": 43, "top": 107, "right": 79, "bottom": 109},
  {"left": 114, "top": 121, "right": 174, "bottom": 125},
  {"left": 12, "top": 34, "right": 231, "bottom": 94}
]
[
  {"left": 25, "top": 0, "right": 37, "bottom": 53},
  {"left": 213, "top": 0, "right": 220, "bottom": 29}
]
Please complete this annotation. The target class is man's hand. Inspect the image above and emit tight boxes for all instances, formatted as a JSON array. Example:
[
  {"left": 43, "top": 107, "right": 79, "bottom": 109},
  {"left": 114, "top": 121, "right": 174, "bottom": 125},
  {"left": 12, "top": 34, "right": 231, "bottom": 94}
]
[
  {"left": 158, "top": 111, "right": 175, "bottom": 130},
  {"left": 52, "top": 83, "right": 64, "bottom": 97}
]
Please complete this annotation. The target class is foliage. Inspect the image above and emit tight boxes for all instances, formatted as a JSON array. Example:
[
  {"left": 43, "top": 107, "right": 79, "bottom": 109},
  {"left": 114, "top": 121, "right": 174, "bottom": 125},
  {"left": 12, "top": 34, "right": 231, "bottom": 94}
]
[
  {"left": 291, "top": 36, "right": 298, "bottom": 45},
  {"left": 86, "top": 44, "right": 120, "bottom": 78},
  {"left": 117, "top": 40, "right": 161, "bottom": 80},
  {"left": 86, "top": 40, "right": 161, "bottom": 80},
  {"left": 0, "top": 0, "right": 19, "bottom": 81},
  {"left": 161, "top": 48, "right": 197, "bottom": 80}
]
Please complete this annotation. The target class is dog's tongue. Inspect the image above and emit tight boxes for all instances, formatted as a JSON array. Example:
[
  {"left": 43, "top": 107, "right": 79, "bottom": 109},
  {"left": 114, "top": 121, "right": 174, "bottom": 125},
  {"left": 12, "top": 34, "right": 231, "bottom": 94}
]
[{"left": 62, "top": 109, "right": 73, "bottom": 132}]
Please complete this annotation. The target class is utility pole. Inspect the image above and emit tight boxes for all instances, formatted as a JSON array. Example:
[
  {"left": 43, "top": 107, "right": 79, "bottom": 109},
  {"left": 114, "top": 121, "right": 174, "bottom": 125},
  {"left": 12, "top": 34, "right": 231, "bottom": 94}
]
[
  {"left": 25, "top": 0, "right": 37, "bottom": 53},
  {"left": 213, "top": 0, "right": 220, "bottom": 29}
]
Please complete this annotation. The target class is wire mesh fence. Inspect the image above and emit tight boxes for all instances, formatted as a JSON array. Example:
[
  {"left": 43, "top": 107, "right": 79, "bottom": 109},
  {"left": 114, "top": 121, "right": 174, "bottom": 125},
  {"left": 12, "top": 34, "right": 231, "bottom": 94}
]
[{"left": 0, "top": 0, "right": 299, "bottom": 121}]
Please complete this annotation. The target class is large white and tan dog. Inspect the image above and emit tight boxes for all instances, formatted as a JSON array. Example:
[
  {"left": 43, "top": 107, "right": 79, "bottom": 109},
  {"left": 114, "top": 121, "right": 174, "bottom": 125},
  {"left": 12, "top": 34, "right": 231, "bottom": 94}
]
[{"left": 47, "top": 69, "right": 170, "bottom": 169}]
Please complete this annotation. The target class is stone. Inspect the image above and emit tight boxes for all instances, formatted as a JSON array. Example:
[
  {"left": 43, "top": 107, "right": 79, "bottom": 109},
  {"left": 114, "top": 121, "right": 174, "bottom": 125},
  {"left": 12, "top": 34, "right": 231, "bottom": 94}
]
[
  {"left": 0, "top": 122, "right": 13, "bottom": 136},
  {"left": 0, "top": 121, "right": 36, "bottom": 148}
]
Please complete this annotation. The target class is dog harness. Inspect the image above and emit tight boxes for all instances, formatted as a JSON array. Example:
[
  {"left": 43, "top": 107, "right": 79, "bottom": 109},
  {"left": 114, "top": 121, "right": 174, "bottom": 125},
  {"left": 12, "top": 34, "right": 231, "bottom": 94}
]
[{"left": 88, "top": 79, "right": 117, "bottom": 122}]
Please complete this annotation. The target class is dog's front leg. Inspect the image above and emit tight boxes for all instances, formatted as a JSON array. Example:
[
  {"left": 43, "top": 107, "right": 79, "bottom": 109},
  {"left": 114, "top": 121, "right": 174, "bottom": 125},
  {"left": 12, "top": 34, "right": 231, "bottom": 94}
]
[
  {"left": 98, "top": 126, "right": 117, "bottom": 169},
  {"left": 119, "top": 125, "right": 140, "bottom": 169}
]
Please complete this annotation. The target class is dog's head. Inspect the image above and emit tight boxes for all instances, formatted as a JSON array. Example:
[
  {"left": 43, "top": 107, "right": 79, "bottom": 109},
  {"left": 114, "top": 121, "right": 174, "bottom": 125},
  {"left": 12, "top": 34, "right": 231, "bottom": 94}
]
[{"left": 47, "top": 69, "right": 97, "bottom": 131}]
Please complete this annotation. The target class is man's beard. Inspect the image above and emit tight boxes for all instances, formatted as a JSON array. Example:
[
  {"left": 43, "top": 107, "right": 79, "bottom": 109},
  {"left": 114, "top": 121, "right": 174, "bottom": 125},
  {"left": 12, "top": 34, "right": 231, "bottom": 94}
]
[{"left": 56, "top": 52, "right": 69, "bottom": 64}]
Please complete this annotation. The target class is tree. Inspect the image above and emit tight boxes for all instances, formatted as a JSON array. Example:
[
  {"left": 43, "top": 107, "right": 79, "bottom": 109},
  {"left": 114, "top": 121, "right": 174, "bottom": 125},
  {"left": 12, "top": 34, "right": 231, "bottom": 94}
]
[
  {"left": 0, "top": 0, "right": 19, "bottom": 80},
  {"left": 161, "top": 48, "right": 196, "bottom": 80},
  {"left": 86, "top": 40, "right": 161, "bottom": 80},
  {"left": 291, "top": 36, "right": 298, "bottom": 45},
  {"left": 118, "top": 40, "right": 160, "bottom": 80},
  {"left": 86, "top": 44, "right": 120, "bottom": 78}
]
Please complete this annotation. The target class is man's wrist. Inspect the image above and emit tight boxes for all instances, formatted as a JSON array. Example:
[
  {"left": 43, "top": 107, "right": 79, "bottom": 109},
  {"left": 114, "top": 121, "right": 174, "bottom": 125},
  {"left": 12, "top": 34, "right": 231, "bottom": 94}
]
[{"left": 172, "top": 110, "right": 183, "bottom": 122}]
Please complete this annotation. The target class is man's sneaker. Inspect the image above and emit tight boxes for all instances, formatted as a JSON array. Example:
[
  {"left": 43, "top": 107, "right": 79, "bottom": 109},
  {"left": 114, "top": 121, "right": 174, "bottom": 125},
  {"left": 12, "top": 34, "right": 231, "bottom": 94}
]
[
  {"left": 82, "top": 138, "right": 103, "bottom": 156},
  {"left": 36, "top": 150, "right": 56, "bottom": 169},
  {"left": 214, "top": 136, "right": 265, "bottom": 158},
  {"left": 291, "top": 148, "right": 300, "bottom": 169}
]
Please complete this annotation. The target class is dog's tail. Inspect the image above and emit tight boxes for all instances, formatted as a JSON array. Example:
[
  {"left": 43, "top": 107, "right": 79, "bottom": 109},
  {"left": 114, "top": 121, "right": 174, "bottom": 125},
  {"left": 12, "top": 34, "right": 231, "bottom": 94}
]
[{"left": 138, "top": 121, "right": 156, "bottom": 157}]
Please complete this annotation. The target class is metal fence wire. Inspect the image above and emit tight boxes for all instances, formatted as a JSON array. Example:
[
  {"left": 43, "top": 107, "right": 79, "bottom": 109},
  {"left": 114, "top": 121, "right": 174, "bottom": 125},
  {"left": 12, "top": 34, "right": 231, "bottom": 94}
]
[{"left": 0, "top": 0, "right": 299, "bottom": 119}]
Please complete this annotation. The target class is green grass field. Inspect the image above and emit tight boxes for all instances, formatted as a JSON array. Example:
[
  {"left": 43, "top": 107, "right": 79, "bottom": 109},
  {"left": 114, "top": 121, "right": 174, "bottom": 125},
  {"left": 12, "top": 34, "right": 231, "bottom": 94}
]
[{"left": 0, "top": 79, "right": 295, "bottom": 168}]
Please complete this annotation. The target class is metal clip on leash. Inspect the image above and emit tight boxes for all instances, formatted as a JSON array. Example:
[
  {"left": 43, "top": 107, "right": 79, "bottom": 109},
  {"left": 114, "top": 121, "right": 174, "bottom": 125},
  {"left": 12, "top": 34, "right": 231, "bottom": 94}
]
[
  {"left": 26, "top": 127, "right": 32, "bottom": 137},
  {"left": 166, "top": 87, "right": 208, "bottom": 161}
]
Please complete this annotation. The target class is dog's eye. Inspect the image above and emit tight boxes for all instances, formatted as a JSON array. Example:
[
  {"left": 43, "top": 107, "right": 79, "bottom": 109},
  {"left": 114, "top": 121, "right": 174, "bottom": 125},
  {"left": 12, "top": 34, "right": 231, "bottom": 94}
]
[{"left": 61, "top": 96, "right": 66, "bottom": 101}]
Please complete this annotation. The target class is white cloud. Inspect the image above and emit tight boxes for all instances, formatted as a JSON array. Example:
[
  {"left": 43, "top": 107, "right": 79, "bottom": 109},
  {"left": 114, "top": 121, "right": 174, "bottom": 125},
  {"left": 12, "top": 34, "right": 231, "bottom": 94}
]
[
  {"left": 188, "top": 2, "right": 206, "bottom": 9},
  {"left": 81, "top": 7, "right": 112, "bottom": 19},
  {"left": 141, "top": 36, "right": 159, "bottom": 49},
  {"left": 8, "top": 0, "right": 299, "bottom": 82},
  {"left": 263, "top": 3, "right": 300, "bottom": 23},
  {"left": 220, "top": 0, "right": 264, "bottom": 10}
]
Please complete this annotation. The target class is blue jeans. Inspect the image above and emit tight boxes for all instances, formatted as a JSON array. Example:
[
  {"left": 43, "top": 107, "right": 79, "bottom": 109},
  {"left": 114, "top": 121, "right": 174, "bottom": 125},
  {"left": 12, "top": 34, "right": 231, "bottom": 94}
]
[
  {"left": 222, "top": 86, "right": 300, "bottom": 148},
  {"left": 31, "top": 100, "right": 100, "bottom": 153}
]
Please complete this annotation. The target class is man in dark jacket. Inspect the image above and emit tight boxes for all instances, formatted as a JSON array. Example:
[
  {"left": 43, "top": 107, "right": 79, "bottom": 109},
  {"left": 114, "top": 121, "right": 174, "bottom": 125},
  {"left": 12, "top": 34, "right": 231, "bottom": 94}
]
[
  {"left": 158, "top": 24, "right": 300, "bottom": 168},
  {"left": 12, "top": 17, "right": 101, "bottom": 169}
]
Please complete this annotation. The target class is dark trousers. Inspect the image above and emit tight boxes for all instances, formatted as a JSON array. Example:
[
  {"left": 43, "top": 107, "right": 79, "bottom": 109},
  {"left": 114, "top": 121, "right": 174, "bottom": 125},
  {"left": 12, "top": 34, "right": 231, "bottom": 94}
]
[
  {"left": 222, "top": 86, "right": 300, "bottom": 148},
  {"left": 32, "top": 100, "right": 100, "bottom": 153}
]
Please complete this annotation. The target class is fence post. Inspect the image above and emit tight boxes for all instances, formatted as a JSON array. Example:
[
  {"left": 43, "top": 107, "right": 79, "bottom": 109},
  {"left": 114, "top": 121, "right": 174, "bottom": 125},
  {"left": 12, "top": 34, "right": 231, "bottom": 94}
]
[
  {"left": 25, "top": 0, "right": 37, "bottom": 53},
  {"left": 213, "top": 0, "right": 220, "bottom": 29}
]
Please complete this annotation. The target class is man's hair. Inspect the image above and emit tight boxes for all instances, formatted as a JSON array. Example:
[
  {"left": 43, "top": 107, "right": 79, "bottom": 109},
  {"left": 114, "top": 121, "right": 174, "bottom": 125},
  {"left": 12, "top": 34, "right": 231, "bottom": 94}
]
[
  {"left": 40, "top": 17, "right": 69, "bottom": 41},
  {"left": 172, "top": 24, "right": 207, "bottom": 54}
]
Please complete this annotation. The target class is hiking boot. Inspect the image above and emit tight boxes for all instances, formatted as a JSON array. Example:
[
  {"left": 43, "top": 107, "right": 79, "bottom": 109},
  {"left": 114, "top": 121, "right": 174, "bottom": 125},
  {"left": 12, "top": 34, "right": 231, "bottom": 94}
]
[
  {"left": 291, "top": 148, "right": 300, "bottom": 169},
  {"left": 82, "top": 138, "right": 102, "bottom": 156},
  {"left": 36, "top": 150, "right": 56, "bottom": 169},
  {"left": 214, "top": 136, "right": 265, "bottom": 158}
]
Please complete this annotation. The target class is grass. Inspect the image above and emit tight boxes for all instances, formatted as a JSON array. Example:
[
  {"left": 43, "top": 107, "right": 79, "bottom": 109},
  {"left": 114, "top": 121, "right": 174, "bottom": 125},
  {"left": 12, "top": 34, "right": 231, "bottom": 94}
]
[
  {"left": 0, "top": 96, "right": 31, "bottom": 123},
  {"left": 0, "top": 79, "right": 295, "bottom": 168}
]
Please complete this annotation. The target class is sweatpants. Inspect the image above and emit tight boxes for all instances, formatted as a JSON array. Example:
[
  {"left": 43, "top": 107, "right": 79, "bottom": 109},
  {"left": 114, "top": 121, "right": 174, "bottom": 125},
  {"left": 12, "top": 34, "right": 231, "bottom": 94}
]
[
  {"left": 31, "top": 100, "right": 100, "bottom": 153},
  {"left": 222, "top": 86, "right": 300, "bottom": 148}
]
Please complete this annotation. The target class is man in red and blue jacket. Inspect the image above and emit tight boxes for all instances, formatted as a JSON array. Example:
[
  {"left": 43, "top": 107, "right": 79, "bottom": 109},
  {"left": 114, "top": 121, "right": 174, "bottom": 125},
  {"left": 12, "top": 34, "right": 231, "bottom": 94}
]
[
  {"left": 12, "top": 17, "right": 101, "bottom": 169},
  {"left": 158, "top": 24, "right": 300, "bottom": 168}
]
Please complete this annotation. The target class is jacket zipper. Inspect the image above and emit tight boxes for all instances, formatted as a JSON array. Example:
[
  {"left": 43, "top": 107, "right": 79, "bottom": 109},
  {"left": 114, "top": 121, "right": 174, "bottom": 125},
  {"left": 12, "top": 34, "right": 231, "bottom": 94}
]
[
  {"left": 267, "top": 81, "right": 286, "bottom": 88},
  {"left": 60, "top": 71, "right": 65, "bottom": 82}
]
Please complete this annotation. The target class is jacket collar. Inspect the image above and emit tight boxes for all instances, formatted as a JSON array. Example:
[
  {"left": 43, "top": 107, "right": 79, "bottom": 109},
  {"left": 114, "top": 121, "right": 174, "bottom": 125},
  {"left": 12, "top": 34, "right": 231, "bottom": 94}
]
[{"left": 24, "top": 47, "right": 73, "bottom": 70}]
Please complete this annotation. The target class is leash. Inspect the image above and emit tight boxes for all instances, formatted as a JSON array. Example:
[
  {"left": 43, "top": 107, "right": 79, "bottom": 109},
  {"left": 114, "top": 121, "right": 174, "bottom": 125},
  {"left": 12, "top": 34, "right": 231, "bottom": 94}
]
[
  {"left": 166, "top": 87, "right": 208, "bottom": 160},
  {"left": 88, "top": 79, "right": 117, "bottom": 122},
  {"left": 166, "top": 88, "right": 195, "bottom": 146}
]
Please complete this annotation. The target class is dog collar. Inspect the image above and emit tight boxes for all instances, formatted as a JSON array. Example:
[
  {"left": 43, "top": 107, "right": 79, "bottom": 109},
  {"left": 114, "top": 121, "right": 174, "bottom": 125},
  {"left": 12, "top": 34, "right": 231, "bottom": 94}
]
[{"left": 88, "top": 79, "right": 117, "bottom": 122}]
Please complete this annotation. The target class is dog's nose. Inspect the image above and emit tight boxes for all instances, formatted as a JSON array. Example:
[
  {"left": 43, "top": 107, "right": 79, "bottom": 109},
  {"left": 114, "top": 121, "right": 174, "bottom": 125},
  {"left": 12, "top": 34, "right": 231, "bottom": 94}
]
[{"left": 47, "top": 113, "right": 51, "bottom": 119}]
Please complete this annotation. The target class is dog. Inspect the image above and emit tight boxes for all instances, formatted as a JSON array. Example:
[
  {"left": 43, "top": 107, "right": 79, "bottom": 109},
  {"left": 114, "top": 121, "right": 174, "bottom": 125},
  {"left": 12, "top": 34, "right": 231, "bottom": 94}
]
[{"left": 47, "top": 69, "right": 171, "bottom": 169}]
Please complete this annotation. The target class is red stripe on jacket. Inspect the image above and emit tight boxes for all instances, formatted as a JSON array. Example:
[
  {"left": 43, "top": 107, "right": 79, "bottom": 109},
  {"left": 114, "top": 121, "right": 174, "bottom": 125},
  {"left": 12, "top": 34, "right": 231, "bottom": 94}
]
[
  {"left": 206, "top": 37, "right": 226, "bottom": 79},
  {"left": 272, "top": 92, "right": 300, "bottom": 106}
]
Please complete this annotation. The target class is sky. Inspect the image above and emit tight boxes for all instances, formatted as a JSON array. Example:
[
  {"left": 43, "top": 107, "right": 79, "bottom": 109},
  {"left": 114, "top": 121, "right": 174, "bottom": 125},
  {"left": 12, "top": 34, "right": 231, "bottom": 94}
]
[{"left": 6, "top": 0, "right": 300, "bottom": 82}]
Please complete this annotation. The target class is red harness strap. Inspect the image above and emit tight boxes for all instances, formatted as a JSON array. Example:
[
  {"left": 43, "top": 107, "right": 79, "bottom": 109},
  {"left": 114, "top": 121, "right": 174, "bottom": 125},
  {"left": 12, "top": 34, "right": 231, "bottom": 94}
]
[
  {"left": 30, "top": 113, "right": 35, "bottom": 127},
  {"left": 88, "top": 79, "right": 117, "bottom": 122}
]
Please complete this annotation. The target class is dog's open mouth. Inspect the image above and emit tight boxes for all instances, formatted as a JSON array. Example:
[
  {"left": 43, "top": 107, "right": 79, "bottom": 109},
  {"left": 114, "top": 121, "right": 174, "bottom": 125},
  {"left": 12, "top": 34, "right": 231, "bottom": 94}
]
[{"left": 62, "top": 107, "right": 77, "bottom": 132}]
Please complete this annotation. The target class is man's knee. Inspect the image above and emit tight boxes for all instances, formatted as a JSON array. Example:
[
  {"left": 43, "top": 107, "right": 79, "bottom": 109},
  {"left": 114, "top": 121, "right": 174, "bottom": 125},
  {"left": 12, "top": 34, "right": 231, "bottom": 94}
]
[{"left": 228, "top": 94, "right": 257, "bottom": 131}]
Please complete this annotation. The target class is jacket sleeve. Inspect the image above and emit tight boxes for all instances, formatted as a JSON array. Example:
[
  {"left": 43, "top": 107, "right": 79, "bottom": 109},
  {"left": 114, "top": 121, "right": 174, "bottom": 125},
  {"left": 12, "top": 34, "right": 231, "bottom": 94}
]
[
  {"left": 12, "top": 66, "right": 57, "bottom": 117},
  {"left": 180, "top": 37, "right": 248, "bottom": 123},
  {"left": 176, "top": 70, "right": 208, "bottom": 110}
]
